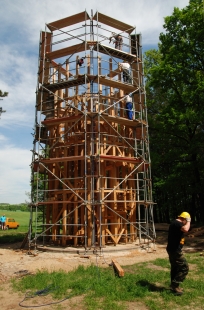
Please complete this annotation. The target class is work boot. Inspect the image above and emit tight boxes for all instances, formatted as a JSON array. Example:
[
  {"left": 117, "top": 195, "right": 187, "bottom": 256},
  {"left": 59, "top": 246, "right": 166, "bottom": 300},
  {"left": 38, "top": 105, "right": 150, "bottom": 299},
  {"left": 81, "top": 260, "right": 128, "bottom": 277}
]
[{"left": 170, "top": 285, "right": 183, "bottom": 295}]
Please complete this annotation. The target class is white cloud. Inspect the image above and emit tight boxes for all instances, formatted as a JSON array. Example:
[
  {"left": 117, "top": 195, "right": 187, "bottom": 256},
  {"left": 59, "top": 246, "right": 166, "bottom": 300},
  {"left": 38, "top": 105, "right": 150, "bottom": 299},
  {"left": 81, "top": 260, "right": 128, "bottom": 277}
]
[
  {"left": 0, "top": 44, "right": 36, "bottom": 127},
  {"left": 0, "top": 134, "right": 7, "bottom": 141},
  {"left": 0, "top": 145, "right": 31, "bottom": 204}
]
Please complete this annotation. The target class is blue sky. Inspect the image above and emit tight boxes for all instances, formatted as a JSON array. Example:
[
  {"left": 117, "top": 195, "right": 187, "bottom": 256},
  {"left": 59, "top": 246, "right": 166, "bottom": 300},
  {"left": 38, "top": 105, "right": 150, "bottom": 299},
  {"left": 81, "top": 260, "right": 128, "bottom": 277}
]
[{"left": 0, "top": 0, "right": 189, "bottom": 204}]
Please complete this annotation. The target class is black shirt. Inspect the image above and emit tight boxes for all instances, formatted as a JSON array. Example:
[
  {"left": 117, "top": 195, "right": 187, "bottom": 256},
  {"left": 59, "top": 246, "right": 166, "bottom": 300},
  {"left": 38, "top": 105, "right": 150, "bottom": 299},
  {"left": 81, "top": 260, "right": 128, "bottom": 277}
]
[{"left": 166, "top": 219, "right": 184, "bottom": 252}]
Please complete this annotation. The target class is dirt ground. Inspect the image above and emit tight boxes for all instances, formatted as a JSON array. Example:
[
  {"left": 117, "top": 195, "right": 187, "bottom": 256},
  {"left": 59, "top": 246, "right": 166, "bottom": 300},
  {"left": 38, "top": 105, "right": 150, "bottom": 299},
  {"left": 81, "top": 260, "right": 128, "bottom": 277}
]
[{"left": 0, "top": 230, "right": 203, "bottom": 310}]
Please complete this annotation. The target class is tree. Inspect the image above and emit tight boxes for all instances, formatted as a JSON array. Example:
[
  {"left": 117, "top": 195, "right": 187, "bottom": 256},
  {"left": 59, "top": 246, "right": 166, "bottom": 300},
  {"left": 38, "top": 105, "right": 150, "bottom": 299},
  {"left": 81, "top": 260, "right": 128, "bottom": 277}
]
[
  {"left": 0, "top": 90, "right": 8, "bottom": 97},
  {"left": 144, "top": 0, "right": 204, "bottom": 222}
]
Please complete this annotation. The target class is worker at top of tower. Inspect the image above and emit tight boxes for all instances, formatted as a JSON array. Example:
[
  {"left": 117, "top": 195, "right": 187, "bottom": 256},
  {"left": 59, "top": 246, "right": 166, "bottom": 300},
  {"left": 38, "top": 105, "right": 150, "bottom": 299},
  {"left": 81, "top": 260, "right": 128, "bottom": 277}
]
[
  {"left": 119, "top": 62, "right": 131, "bottom": 83},
  {"left": 109, "top": 33, "right": 123, "bottom": 50}
]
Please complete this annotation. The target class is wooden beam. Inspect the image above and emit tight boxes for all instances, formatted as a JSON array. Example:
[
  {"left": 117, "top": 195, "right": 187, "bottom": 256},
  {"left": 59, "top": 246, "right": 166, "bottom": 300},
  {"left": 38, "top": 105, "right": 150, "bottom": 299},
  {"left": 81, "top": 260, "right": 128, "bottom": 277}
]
[
  {"left": 93, "top": 12, "right": 134, "bottom": 34},
  {"left": 47, "top": 11, "right": 90, "bottom": 31},
  {"left": 112, "top": 259, "right": 124, "bottom": 277},
  {"left": 106, "top": 228, "right": 116, "bottom": 244},
  {"left": 51, "top": 60, "right": 73, "bottom": 77},
  {"left": 116, "top": 228, "right": 125, "bottom": 243},
  {"left": 96, "top": 44, "right": 137, "bottom": 63},
  {"left": 46, "top": 42, "right": 86, "bottom": 60}
]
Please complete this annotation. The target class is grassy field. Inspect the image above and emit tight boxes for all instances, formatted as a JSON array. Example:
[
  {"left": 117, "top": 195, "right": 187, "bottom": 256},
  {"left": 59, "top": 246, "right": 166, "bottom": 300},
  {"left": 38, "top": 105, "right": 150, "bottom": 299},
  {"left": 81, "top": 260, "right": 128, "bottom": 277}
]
[
  {"left": 11, "top": 252, "right": 204, "bottom": 310},
  {"left": 0, "top": 210, "right": 30, "bottom": 243}
]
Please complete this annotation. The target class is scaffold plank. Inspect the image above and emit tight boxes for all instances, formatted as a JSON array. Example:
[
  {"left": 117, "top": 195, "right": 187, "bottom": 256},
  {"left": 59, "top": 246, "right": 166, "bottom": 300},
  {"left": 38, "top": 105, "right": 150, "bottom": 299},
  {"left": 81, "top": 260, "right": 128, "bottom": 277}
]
[
  {"left": 47, "top": 11, "right": 90, "bottom": 31},
  {"left": 98, "top": 76, "right": 136, "bottom": 92},
  {"left": 96, "top": 43, "right": 137, "bottom": 62},
  {"left": 93, "top": 12, "right": 134, "bottom": 34},
  {"left": 99, "top": 155, "right": 144, "bottom": 164},
  {"left": 42, "top": 114, "right": 84, "bottom": 126},
  {"left": 46, "top": 42, "right": 86, "bottom": 60},
  {"left": 40, "top": 156, "right": 86, "bottom": 163}
]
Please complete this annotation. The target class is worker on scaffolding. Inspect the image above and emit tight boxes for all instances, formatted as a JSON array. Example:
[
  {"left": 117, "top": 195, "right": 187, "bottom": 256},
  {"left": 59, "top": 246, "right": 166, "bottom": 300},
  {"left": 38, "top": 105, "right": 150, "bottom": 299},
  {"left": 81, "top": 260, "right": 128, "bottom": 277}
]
[
  {"left": 124, "top": 93, "right": 133, "bottom": 120},
  {"left": 119, "top": 62, "right": 131, "bottom": 83},
  {"left": 109, "top": 33, "right": 123, "bottom": 50},
  {"left": 77, "top": 57, "right": 85, "bottom": 67}
]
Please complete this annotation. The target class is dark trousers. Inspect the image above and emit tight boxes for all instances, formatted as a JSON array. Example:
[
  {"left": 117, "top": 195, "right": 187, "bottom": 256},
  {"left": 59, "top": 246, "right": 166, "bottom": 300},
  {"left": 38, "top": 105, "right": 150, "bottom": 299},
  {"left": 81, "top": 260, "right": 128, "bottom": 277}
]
[
  {"left": 167, "top": 251, "right": 189, "bottom": 287},
  {"left": 123, "top": 69, "right": 129, "bottom": 82}
]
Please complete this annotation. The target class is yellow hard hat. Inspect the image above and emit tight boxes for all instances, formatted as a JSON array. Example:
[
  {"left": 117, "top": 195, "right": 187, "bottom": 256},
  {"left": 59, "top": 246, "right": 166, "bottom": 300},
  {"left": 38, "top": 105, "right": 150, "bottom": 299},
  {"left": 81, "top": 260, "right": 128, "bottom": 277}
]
[{"left": 178, "top": 212, "right": 191, "bottom": 219}]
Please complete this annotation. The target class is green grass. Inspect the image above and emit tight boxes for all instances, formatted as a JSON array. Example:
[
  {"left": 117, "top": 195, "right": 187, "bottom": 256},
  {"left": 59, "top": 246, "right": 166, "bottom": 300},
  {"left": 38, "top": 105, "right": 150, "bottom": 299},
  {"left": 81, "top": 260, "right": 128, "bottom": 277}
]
[
  {"left": 0, "top": 210, "right": 30, "bottom": 243},
  {"left": 11, "top": 252, "right": 204, "bottom": 310}
]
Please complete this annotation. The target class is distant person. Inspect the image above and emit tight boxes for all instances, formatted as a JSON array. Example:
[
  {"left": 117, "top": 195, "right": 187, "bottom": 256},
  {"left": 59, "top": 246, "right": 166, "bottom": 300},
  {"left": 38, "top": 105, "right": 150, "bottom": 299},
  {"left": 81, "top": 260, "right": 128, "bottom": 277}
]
[
  {"left": 166, "top": 212, "right": 191, "bottom": 295},
  {"left": 109, "top": 33, "right": 123, "bottom": 50},
  {"left": 1, "top": 214, "right": 6, "bottom": 230}
]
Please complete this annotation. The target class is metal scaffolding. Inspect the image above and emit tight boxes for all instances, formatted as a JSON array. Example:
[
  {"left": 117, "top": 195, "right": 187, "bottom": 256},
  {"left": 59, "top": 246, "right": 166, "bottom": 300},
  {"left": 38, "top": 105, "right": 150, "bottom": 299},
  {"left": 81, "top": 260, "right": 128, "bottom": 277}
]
[{"left": 30, "top": 10, "right": 156, "bottom": 251}]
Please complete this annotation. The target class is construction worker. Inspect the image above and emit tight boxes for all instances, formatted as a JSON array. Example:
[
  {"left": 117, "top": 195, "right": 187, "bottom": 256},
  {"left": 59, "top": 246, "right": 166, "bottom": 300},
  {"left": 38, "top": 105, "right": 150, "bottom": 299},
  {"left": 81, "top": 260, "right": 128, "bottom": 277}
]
[
  {"left": 109, "top": 33, "right": 123, "bottom": 50},
  {"left": 77, "top": 57, "right": 85, "bottom": 67},
  {"left": 166, "top": 212, "right": 191, "bottom": 295},
  {"left": 119, "top": 62, "right": 131, "bottom": 83},
  {"left": 124, "top": 93, "right": 133, "bottom": 120}
]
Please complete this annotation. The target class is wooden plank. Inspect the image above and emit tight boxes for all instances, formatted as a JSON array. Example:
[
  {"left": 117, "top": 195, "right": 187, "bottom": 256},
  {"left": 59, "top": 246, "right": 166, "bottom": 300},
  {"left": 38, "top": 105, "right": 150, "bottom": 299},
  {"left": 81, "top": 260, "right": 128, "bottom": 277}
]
[
  {"left": 93, "top": 12, "right": 134, "bottom": 34},
  {"left": 51, "top": 60, "right": 73, "bottom": 77},
  {"left": 42, "top": 114, "right": 83, "bottom": 126},
  {"left": 112, "top": 259, "right": 124, "bottom": 277},
  {"left": 99, "top": 155, "right": 144, "bottom": 164},
  {"left": 100, "top": 113, "right": 145, "bottom": 127},
  {"left": 106, "top": 228, "right": 116, "bottom": 244},
  {"left": 99, "top": 76, "right": 136, "bottom": 92},
  {"left": 116, "top": 228, "right": 125, "bottom": 243},
  {"left": 39, "top": 31, "right": 52, "bottom": 83},
  {"left": 40, "top": 156, "right": 85, "bottom": 164},
  {"left": 96, "top": 44, "right": 137, "bottom": 63},
  {"left": 47, "top": 11, "right": 90, "bottom": 31},
  {"left": 107, "top": 68, "right": 121, "bottom": 78},
  {"left": 46, "top": 42, "right": 86, "bottom": 60}
]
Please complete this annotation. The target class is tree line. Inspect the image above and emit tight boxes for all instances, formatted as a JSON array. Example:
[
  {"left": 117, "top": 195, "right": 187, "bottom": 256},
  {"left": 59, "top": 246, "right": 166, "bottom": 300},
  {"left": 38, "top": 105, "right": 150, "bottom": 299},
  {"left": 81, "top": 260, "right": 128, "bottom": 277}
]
[
  {"left": 144, "top": 0, "right": 204, "bottom": 223},
  {"left": 0, "top": 203, "right": 29, "bottom": 212}
]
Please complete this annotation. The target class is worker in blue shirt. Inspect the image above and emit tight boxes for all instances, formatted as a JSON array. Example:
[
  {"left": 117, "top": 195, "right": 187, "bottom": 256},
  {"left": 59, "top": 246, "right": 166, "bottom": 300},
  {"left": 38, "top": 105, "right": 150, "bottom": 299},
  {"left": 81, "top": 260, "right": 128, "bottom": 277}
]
[{"left": 1, "top": 215, "right": 6, "bottom": 230}]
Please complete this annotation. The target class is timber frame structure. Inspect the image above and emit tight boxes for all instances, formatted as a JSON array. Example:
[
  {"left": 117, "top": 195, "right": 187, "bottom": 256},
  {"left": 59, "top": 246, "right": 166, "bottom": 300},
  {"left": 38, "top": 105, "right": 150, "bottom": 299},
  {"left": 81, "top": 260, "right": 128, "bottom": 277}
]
[{"left": 30, "top": 10, "right": 156, "bottom": 250}]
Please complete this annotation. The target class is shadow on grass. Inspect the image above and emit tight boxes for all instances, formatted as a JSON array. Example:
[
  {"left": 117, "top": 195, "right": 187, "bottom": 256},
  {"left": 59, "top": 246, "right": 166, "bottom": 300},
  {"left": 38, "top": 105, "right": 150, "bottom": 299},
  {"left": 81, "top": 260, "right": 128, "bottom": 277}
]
[
  {"left": 0, "top": 233, "right": 25, "bottom": 244},
  {"left": 136, "top": 279, "right": 167, "bottom": 292}
]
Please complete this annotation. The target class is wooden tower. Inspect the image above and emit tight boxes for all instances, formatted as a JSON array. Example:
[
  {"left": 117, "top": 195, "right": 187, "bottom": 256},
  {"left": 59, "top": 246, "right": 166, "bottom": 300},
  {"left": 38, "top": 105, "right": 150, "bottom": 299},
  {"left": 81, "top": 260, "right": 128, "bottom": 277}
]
[{"left": 31, "top": 10, "right": 156, "bottom": 249}]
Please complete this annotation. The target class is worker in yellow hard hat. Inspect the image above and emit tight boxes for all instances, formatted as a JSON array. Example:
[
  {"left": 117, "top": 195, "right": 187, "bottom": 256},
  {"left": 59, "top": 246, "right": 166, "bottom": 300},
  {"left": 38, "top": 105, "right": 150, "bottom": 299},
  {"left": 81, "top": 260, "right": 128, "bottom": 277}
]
[{"left": 166, "top": 211, "right": 191, "bottom": 295}]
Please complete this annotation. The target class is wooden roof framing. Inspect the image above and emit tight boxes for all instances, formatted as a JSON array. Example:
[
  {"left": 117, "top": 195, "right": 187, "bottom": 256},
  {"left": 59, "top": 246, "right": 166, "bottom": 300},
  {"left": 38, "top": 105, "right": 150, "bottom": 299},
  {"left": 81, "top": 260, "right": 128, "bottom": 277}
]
[
  {"left": 46, "top": 11, "right": 134, "bottom": 34},
  {"left": 47, "top": 11, "right": 90, "bottom": 31},
  {"left": 93, "top": 12, "right": 135, "bottom": 34}
]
